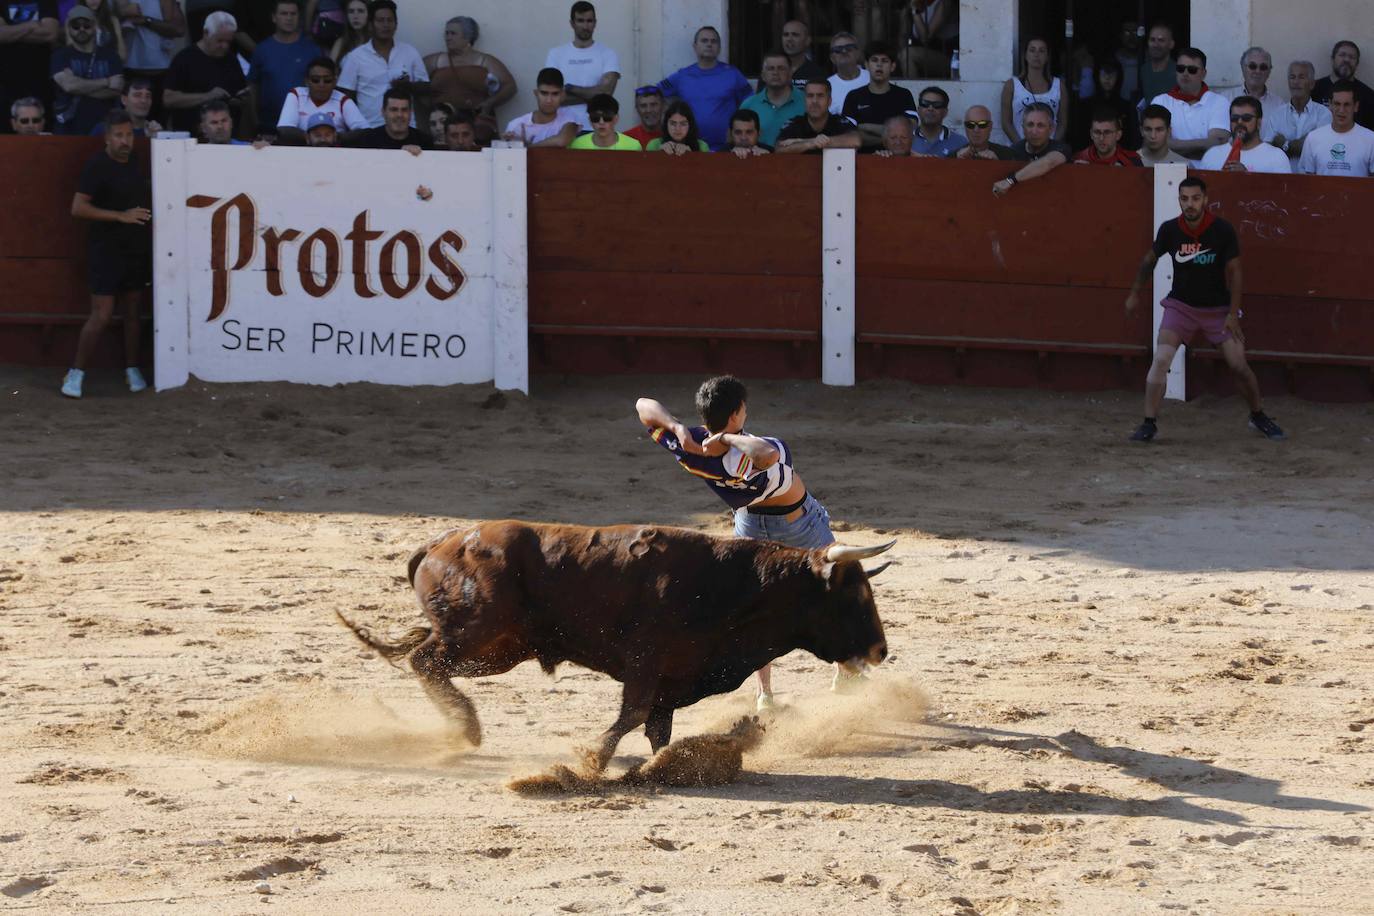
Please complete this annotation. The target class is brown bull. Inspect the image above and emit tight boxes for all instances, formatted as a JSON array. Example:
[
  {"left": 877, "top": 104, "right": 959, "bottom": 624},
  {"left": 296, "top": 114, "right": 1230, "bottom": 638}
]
[{"left": 337, "top": 521, "right": 893, "bottom": 770}]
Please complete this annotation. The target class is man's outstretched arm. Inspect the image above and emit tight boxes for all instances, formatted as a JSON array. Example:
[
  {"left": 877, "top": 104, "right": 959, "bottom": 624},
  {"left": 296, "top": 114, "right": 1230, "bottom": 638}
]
[{"left": 635, "top": 398, "right": 707, "bottom": 455}]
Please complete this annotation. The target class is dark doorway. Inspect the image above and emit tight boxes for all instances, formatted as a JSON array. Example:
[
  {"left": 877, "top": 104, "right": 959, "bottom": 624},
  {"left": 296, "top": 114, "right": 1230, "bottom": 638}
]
[
  {"left": 1018, "top": 0, "right": 1191, "bottom": 88},
  {"left": 728, "top": 0, "right": 858, "bottom": 79}
]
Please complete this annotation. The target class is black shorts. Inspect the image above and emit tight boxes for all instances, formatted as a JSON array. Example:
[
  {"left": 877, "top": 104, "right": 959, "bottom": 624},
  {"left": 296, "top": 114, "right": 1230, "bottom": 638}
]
[{"left": 89, "top": 244, "right": 151, "bottom": 297}]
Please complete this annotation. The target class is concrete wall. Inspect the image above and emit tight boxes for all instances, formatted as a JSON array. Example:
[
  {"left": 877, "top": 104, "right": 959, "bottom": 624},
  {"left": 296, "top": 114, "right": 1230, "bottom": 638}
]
[{"left": 1247, "top": 0, "right": 1374, "bottom": 89}]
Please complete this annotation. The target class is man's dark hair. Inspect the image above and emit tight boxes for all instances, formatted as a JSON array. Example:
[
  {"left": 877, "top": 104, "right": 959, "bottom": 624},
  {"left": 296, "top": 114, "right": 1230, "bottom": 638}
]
[
  {"left": 588, "top": 92, "right": 619, "bottom": 116},
  {"left": 200, "top": 99, "right": 231, "bottom": 117},
  {"left": 306, "top": 55, "right": 338, "bottom": 74},
  {"left": 1330, "top": 80, "right": 1359, "bottom": 101},
  {"left": 1090, "top": 106, "right": 1122, "bottom": 129},
  {"left": 1140, "top": 103, "right": 1172, "bottom": 126},
  {"left": 662, "top": 99, "right": 701, "bottom": 150},
  {"left": 1022, "top": 101, "right": 1054, "bottom": 120},
  {"left": 103, "top": 109, "right": 133, "bottom": 130},
  {"left": 446, "top": 110, "right": 475, "bottom": 128},
  {"left": 369, "top": 0, "right": 397, "bottom": 22},
  {"left": 804, "top": 77, "right": 831, "bottom": 94},
  {"left": 536, "top": 67, "right": 566, "bottom": 89},
  {"left": 1230, "top": 94, "right": 1262, "bottom": 119},
  {"left": 1178, "top": 47, "right": 1207, "bottom": 67},
  {"left": 274, "top": 0, "right": 302, "bottom": 12},
  {"left": 761, "top": 48, "right": 790, "bottom": 67},
  {"left": 730, "top": 108, "right": 760, "bottom": 130},
  {"left": 122, "top": 76, "right": 154, "bottom": 96},
  {"left": 570, "top": 1, "right": 594, "bottom": 18},
  {"left": 696, "top": 376, "right": 748, "bottom": 433},
  {"left": 694, "top": 25, "right": 720, "bottom": 43},
  {"left": 382, "top": 86, "right": 411, "bottom": 107},
  {"left": 865, "top": 40, "right": 896, "bottom": 62},
  {"left": 1332, "top": 40, "right": 1361, "bottom": 60},
  {"left": 1179, "top": 176, "right": 1207, "bottom": 194},
  {"left": 1148, "top": 21, "right": 1173, "bottom": 39},
  {"left": 919, "top": 85, "right": 950, "bottom": 107}
]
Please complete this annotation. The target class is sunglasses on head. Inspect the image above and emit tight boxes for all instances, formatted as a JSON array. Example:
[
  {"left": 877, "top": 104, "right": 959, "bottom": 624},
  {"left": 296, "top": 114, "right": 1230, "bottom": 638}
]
[
  {"left": 918, "top": 99, "right": 945, "bottom": 109},
  {"left": 1246, "top": 61, "right": 1271, "bottom": 71},
  {"left": 1230, "top": 113, "right": 1256, "bottom": 122},
  {"left": 589, "top": 112, "right": 614, "bottom": 123},
  {"left": 1176, "top": 64, "right": 1201, "bottom": 74},
  {"left": 964, "top": 119, "right": 991, "bottom": 129},
  {"left": 634, "top": 85, "right": 661, "bottom": 97}
]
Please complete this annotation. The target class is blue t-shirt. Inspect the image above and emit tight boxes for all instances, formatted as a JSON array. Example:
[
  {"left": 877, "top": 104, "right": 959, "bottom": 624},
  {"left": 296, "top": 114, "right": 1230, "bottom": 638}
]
[
  {"left": 50, "top": 45, "right": 122, "bottom": 136},
  {"left": 651, "top": 425, "right": 795, "bottom": 510},
  {"left": 248, "top": 34, "right": 323, "bottom": 127},
  {"left": 658, "top": 62, "right": 752, "bottom": 151},
  {"left": 913, "top": 125, "right": 968, "bottom": 157}
]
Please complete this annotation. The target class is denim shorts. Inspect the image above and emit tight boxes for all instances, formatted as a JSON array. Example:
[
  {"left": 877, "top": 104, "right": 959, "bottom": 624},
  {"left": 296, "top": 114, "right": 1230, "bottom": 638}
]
[{"left": 733, "top": 493, "right": 837, "bottom": 550}]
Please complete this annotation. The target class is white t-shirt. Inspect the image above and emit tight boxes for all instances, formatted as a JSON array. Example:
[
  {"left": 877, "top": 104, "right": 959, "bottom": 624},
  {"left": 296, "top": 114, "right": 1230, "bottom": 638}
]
[
  {"left": 504, "top": 109, "right": 586, "bottom": 145},
  {"left": 338, "top": 40, "right": 427, "bottom": 127},
  {"left": 1010, "top": 76, "right": 1063, "bottom": 135},
  {"left": 828, "top": 69, "right": 870, "bottom": 114},
  {"left": 1199, "top": 140, "right": 1293, "bottom": 174},
  {"left": 1298, "top": 123, "right": 1374, "bottom": 176},
  {"left": 276, "top": 88, "right": 368, "bottom": 132},
  {"left": 545, "top": 41, "right": 620, "bottom": 119},
  {"left": 1151, "top": 90, "right": 1231, "bottom": 141}
]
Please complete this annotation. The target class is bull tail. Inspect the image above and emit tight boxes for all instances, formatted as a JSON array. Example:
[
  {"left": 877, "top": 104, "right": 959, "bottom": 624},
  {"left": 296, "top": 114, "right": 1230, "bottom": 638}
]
[
  {"left": 335, "top": 610, "right": 431, "bottom": 667},
  {"left": 406, "top": 544, "right": 429, "bottom": 588}
]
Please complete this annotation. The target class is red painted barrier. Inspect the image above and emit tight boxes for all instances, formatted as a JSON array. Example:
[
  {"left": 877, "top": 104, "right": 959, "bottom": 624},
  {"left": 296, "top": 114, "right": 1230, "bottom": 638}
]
[{"left": 0, "top": 136, "right": 152, "bottom": 370}]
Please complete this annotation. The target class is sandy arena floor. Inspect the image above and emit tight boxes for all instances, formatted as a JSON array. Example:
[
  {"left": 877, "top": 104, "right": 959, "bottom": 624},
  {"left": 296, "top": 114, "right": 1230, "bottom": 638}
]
[{"left": 2, "top": 367, "right": 1373, "bottom": 915}]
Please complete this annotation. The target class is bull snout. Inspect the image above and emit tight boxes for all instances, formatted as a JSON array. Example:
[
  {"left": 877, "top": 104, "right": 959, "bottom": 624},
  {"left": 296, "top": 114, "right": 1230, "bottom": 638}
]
[{"left": 867, "top": 642, "right": 888, "bottom": 667}]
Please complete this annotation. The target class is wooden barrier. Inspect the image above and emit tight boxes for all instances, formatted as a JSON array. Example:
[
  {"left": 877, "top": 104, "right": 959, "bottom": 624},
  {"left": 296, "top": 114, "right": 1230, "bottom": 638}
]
[{"left": 0, "top": 136, "right": 151, "bottom": 370}]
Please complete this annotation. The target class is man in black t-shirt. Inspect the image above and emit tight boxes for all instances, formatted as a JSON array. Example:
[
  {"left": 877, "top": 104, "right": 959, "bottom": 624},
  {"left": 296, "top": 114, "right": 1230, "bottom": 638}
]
[
  {"left": 61, "top": 110, "right": 153, "bottom": 400},
  {"left": 842, "top": 42, "right": 915, "bottom": 148},
  {"left": 1312, "top": 40, "right": 1374, "bottom": 132},
  {"left": 163, "top": 11, "right": 248, "bottom": 133},
  {"left": 1, "top": 0, "right": 59, "bottom": 131},
  {"left": 1123, "top": 176, "right": 1284, "bottom": 442},
  {"left": 343, "top": 88, "right": 430, "bottom": 152},
  {"left": 775, "top": 79, "right": 860, "bottom": 155}
]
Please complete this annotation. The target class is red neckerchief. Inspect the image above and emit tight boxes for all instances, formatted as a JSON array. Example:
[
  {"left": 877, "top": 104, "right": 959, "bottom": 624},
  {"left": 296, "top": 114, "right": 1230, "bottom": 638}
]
[
  {"left": 1075, "top": 146, "right": 1143, "bottom": 166},
  {"left": 1178, "top": 211, "right": 1215, "bottom": 240},
  {"left": 1167, "top": 82, "right": 1211, "bottom": 103}
]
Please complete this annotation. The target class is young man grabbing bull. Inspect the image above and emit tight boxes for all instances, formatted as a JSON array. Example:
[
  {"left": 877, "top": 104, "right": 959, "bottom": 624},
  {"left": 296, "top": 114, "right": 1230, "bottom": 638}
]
[{"left": 636, "top": 376, "right": 863, "bottom": 710}]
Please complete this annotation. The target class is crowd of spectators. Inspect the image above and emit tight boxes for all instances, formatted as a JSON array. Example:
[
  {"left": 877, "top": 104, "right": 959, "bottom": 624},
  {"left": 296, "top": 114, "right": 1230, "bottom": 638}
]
[{"left": 4, "top": 0, "right": 1374, "bottom": 179}]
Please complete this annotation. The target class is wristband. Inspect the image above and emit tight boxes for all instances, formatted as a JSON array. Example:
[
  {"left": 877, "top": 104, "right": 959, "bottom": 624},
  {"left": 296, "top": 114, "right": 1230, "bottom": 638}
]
[{"left": 1008, "top": 173, "right": 1019, "bottom": 185}]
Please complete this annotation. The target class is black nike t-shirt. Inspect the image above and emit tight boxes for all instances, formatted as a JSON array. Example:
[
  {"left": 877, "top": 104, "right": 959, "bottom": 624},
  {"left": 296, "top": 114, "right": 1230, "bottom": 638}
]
[
  {"left": 1152, "top": 214, "right": 1240, "bottom": 309},
  {"left": 841, "top": 84, "right": 916, "bottom": 125}
]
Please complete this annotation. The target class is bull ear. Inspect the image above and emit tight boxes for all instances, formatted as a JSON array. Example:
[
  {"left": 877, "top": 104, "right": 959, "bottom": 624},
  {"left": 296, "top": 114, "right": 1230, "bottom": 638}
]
[{"left": 863, "top": 561, "right": 894, "bottom": 581}]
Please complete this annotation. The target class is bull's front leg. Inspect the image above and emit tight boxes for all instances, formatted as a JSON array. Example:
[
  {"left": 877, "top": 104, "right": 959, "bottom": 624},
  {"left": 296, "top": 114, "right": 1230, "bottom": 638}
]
[
  {"left": 644, "top": 706, "right": 674, "bottom": 753},
  {"left": 586, "top": 673, "right": 660, "bottom": 773}
]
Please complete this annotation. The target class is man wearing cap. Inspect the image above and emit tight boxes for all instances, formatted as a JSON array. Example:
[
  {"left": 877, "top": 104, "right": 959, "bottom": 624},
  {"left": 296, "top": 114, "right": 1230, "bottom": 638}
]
[
  {"left": 624, "top": 84, "right": 663, "bottom": 148},
  {"left": 568, "top": 93, "right": 640, "bottom": 150},
  {"left": 305, "top": 110, "right": 339, "bottom": 146},
  {"left": 50, "top": 6, "right": 123, "bottom": 136}
]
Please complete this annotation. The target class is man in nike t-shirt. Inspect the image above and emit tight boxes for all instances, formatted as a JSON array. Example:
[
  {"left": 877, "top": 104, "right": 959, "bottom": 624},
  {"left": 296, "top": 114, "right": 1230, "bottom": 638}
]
[{"left": 1123, "top": 176, "right": 1285, "bottom": 443}]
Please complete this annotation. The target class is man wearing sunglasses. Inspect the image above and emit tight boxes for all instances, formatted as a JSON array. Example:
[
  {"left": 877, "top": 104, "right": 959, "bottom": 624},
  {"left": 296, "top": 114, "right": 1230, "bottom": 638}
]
[
  {"left": 1149, "top": 47, "right": 1229, "bottom": 162},
  {"left": 624, "top": 85, "right": 664, "bottom": 148},
  {"left": 1199, "top": 96, "right": 1290, "bottom": 174},
  {"left": 9, "top": 96, "right": 45, "bottom": 134},
  {"left": 49, "top": 6, "right": 122, "bottom": 136},
  {"left": 911, "top": 85, "right": 966, "bottom": 157},
  {"left": 276, "top": 56, "right": 366, "bottom": 145},
  {"left": 826, "top": 31, "right": 869, "bottom": 115},
  {"left": 1222, "top": 47, "right": 1281, "bottom": 142},
  {"left": 569, "top": 93, "right": 641, "bottom": 150},
  {"left": 954, "top": 105, "right": 1015, "bottom": 160},
  {"left": 992, "top": 102, "right": 1068, "bottom": 195},
  {"left": 1313, "top": 41, "right": 1374, "bottom": 132}
]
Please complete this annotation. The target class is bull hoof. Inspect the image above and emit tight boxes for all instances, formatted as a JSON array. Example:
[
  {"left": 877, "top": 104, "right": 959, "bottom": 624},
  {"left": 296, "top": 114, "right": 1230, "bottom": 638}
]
[{"left": 464, "top": 721, "right": 483, "bottom": 748}]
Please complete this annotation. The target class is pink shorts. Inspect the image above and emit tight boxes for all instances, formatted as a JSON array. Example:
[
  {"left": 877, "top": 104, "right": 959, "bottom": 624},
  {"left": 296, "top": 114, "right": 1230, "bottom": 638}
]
[{"left": 1160, "top": 297, "right": 1233, "bottom": 346}]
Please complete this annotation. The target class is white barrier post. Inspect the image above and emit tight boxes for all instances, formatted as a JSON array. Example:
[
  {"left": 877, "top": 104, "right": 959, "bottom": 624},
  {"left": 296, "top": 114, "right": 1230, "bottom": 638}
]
[
  {"left": 152, "top": 139, "right": 193, "bottom": 391},
  {"left": 490, "top": 146, "right": 529, "bottom": 394},
  {"left": 821, "top": 148, "right": 856, "bottom": 386},
  {"left": 1152, "top": 163, "right": 1188, "bottom": 401}
]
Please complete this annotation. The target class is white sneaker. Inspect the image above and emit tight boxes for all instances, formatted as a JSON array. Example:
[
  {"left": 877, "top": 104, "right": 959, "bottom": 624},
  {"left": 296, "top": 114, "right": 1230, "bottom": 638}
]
[
  {"left": 755, "top": 691, "right": 776, "bottom": 712},
  {"left": 61, "top": 369, "right": 83, "bottom": 399},
  {"left": 126, "top": 367, "right": 148, "bottom": 393}
]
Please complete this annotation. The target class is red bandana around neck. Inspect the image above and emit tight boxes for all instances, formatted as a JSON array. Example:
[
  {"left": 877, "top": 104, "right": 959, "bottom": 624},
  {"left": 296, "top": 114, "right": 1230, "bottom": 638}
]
[
  {"left": 1168, "top": 82, "right": 1211, "bottom": 104},
  {"left": 1178, "top": 210, "right": 1216, "bottom": 240}
]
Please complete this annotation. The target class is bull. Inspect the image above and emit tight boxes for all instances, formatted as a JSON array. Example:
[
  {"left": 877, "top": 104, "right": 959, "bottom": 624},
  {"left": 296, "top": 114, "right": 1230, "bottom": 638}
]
[{"left": 337, "top": 521, "right": 893, "bottom": 771}]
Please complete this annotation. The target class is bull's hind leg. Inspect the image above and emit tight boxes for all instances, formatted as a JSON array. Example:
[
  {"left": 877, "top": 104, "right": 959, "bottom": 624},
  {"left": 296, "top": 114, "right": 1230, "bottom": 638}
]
[
  {"left": 645, "top": 706, "right": 675, "bottom": 753},
  {"left": 410, "top": 637, "right": 483, "bottom": 747}
]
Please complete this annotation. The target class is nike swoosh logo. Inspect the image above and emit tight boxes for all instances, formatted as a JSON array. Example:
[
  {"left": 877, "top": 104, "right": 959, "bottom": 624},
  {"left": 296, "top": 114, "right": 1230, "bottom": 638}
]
[{"left": 1174, "top": 249, "right": 1212, "bottom": 264}]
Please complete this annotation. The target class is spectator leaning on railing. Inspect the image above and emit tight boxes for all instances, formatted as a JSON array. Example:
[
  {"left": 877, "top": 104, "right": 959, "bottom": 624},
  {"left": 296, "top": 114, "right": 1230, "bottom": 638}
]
[
  {"left": 343, "top": 85, "right": 429, "bottom": 153},
  {"left": 658, "top": 25, "right": 751, "bottom": 151},
  {"left": 645, "top": 99, "right": 709, "bottom": 153},
  {"left": 568, "top": 92, "right": 641, "bottom": 150},
  {"left": 623, "top": 85, "right": 664, "bottom": 149},
  {"left": 992, "top": 102, "right": 1070, "bottom": 196},
  {"left": 955, "top": 105, "right": 1015, "bottom": 160},
  {"left": 1198, "top": 96, "right": 1290, "bottom": 174},
  {"left": 1313, "top": 41, "right": 1374, "bottom": 131},
  {"left": 726, "top": 108, "right": 770, "bottom": 157},
  {"left": 1135, "top": 104, "right": 1188, "bottom": 166},
  {"left": 304, "top": 109, "right": 338, "bottom": 146},
  {"left": 50, "top": 6, "right": 122, "bottom": 136},
  {"left": 545, "top": 1, "right": 618, "bottom": 128},
  {"left": 1299, "top": 82, "right": 1374, "bottom": 177},
  {"left": 502, "top": 67, "right": 581, "bottom": 148},
  {"left": 61, "top": 109, "right": 152, "bottom": 401},
  {"left": 9, "top": 97, "right": 47, "bottom": 134},
  {"left": 162, "top": 10, "right": 247, "bottom": 134},
  {"left": 873, "top": 114, "right": 913, "bottom": 158},
  {"left": 445, "top": 110, "right": 479, "bottom": 151},
  {"left": 775, "top": 78, "right": 860, "bottom": 155},
  {"left": 1268, "top": 61, "right": 1330, "bottom": 165}
]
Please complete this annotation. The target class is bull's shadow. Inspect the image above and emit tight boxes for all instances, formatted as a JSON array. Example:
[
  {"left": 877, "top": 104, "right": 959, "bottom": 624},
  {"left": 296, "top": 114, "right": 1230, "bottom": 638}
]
[{"left": 655, "top": 720, "right": 1368, "bottom": 827}]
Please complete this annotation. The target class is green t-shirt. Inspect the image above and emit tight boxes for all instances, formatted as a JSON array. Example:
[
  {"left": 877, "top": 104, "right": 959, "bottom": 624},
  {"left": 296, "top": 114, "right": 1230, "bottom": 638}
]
[
  {"left": 644, "top": 137, "right": 712, "bottom": 152},
  {"left": 569, "top": 132, "right": 644, "bottom": 151}
]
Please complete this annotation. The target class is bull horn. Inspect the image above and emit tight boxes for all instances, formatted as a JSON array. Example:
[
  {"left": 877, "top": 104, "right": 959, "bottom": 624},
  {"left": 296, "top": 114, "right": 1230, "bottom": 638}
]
[
  {"left": 863, "top": 561, "right": 894, "bottom": 580},
  {"left": 825, "top": 539, "right": 896, "bottom": 563}
]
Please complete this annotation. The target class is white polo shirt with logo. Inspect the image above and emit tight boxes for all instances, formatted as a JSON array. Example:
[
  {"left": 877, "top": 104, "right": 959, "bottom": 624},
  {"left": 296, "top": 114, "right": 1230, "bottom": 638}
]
[{"left": 1299, "top": 123, "right": 1374, "bottom": 176}]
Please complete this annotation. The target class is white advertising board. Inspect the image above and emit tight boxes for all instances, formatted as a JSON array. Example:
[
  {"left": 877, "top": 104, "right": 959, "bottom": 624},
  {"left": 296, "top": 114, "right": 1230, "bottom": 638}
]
[{"left": 153, "top": 141, "right": 527, "bottom": 392}]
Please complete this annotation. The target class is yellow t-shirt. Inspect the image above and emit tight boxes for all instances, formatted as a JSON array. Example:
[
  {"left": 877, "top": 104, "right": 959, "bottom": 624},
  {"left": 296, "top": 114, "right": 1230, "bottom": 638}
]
[{"left": 569, "top": 132, "right": 644, "bottom": 151}]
